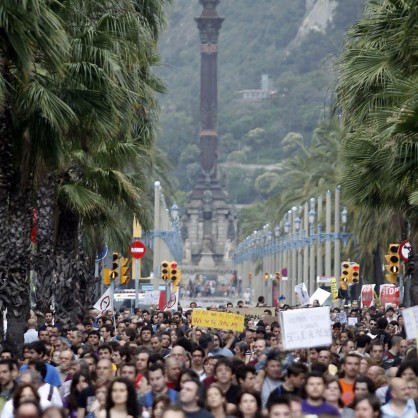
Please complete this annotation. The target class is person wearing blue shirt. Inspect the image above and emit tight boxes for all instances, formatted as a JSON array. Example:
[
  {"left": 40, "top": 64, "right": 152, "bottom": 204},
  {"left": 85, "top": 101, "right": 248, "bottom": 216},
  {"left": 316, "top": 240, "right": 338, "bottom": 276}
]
[
  {"left": 19, "top": 341, "right": 61, "bottom": 387},
  {"left": 381, "top": 377, "right": 417, "bottom": 418}
]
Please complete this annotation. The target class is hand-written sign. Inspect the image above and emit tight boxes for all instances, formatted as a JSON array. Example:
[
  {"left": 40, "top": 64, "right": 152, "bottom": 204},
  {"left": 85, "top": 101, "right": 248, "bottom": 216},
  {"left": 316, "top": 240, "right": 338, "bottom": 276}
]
[
  {"left": 192, "top": 310, "right": 245, "bottom": 332},
  {"left": 280, "top": 306, "right": 332, "bottom": 350}
]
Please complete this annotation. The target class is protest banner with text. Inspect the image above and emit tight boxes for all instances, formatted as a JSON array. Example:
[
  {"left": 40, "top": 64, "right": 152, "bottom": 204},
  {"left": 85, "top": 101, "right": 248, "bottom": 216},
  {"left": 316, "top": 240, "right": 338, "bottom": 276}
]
[
  {"left": 192, "top": 310, "right": 245, "bottom": 332},
  {"left": 280, "top": 306, "right": 332, "bottom": 350}
]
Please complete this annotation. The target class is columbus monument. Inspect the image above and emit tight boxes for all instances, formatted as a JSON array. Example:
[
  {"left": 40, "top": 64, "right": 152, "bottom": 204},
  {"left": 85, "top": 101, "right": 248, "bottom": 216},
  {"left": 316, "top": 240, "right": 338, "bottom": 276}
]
[{"left": 181, "top": 0, "right": 237, "bottom": 281}]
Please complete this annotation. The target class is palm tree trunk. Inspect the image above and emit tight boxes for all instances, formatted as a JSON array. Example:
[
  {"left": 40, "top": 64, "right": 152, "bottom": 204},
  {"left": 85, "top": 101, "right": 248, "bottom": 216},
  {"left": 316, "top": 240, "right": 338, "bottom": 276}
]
[
  {"left": 0, "top": 89, "right": 31, "bottom": 352},
  {"left": 54, "top": 208, "right": 83, "bottom": 324},
  {"left": 4, "top": 184, "right": 32, "bottom": 353},
  {"left": 0, "top": 103, "right": 13, "bottom": 348},
  {"left": 32, "top": 174, "right": 58, "bottom": 313}
]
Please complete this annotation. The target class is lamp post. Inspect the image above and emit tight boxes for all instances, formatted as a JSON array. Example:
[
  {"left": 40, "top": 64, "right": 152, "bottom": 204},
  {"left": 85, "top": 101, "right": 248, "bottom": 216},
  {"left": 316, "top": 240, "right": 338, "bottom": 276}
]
[
  {"left": 317, "top": 195, "right": 323, "bottom": 283},
  {"left": 303, "top": 202, "right": 309, "bottom": 293},
  {"left": 334, "top": 186, "right": 341, "bottom": 284},
  {"left": 309, "top": 202, "right": 316, "bottom": 296},
  {"left": 325, "top": 190, "right": 332, "bottom": 278},
  {"left": 284, "top": 216, "right": 291, "bottom": 302},
  {"left": 153, "top": 181, "right": 161, "bottom": 291},
  {"left": 294, "top": 215, "right": 301, "bottom": 292},
  {"left": 231, "top": 189, "right": 352, "bottom": 308}
]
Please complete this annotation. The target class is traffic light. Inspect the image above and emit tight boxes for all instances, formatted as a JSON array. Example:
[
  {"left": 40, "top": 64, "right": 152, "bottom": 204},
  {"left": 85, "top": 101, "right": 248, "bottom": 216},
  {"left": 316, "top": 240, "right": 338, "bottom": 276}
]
[
  {"left": 264, "top": 272, "right": 269, "bottom": 281},
  {"left": 172, "top": 266, "right": 182, "bottom": 292},
  {"left": 350, "top": 263, "right": 360, "bottom": 283},
  {"left": 120, "top": 257, "right": 131, "bottom": 285},
  {"left": 103, "top": 268, "right": 111, "bottom": 285},
  {"left": 111, "top": 252, "right": 119, "bottom": 280},
  {"left": 275, "top": 272, "right": 281, "bottom": 281},
  {"left": 340, "top": 261, "right": 351, "bottom": 283},
  {"left": 161, "top": 261, "right": 170, "bottom": 281},
  {"left": 385, "top": 243, "right": 400, "bottom": 283},
  {"left": 169, "top": 261, "right": 179, "bottom": 282}
]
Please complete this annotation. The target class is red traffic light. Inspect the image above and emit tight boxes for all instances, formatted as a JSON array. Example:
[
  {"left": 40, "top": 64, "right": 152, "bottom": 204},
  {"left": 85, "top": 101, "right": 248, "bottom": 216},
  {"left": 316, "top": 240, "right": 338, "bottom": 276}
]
[
  {"left": 352, "top": 266, "right": 359, "bottom": 272},
  {"left": 170, "top": 262, "right": 177, "bottom": 269}
]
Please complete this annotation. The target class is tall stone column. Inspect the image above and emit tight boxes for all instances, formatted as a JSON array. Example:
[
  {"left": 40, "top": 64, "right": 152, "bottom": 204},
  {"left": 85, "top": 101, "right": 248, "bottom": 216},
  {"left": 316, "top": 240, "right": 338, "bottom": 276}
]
[
  {"left": 181, "top": 1, "right": 236, "bottom": 282},
  {"left": 195, "top": 0, "right": 224, "bottom": 179}
]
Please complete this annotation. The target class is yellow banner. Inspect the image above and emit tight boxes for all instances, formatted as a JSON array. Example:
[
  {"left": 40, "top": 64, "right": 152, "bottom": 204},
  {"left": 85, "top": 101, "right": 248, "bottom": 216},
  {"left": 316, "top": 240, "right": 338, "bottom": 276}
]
[
  {"left": 192, "top": 310, "right": 245, "bottom": 332},
  {"left": 330, "top": 277, "right": 338, "bottom": 301}
]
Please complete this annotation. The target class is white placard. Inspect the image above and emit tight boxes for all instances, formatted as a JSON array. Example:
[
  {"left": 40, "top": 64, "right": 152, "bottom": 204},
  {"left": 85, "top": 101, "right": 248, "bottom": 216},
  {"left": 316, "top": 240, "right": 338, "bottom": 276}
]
[
  {"left": 294, "top": 283, "right": 310, "bottom": 305},
  {"left": 94, "top": 288, "right": 113, "bottom": 312},
  {"left": 401, "top": 306, "right": 418, "bottom": 340},
  {"left": 309, "top": 287, "right": 331, "bottom": 306},
  {"left": 280, "top": 306, "right": 332, "bottom": 350},
  {"left": 143, "top": 290, "right": 161, "bottom": 305},
  {"left": 347, "top": 317, "right": 358, "bottom": 326}
]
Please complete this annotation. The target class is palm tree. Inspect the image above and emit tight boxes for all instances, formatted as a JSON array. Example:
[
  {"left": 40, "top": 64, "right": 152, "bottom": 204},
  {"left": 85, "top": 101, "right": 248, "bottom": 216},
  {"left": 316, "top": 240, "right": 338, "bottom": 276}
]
[
  {"left": 0, "top": 0, "right": 172, "bottom": 350},
  {"left": 335, "top": 0, "right": 418, "bottom": 303},
  {"left": 0, "top": 0, "right": 70, "bottom": 351},
  {"left": 30, "top": 0, "right": 172, "bottom": 322}
]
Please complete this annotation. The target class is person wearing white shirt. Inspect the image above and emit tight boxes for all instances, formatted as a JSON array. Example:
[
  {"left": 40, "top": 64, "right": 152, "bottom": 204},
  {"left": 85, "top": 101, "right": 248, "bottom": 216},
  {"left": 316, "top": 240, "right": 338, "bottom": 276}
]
[{"left": 24, "top": 319, "right": 39, "bottom": 344}]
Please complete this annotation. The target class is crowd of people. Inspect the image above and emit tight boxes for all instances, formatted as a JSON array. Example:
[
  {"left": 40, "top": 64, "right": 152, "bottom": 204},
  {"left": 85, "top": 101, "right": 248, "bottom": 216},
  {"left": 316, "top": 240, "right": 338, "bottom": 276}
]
[{"left": 0, "top": 299, "right": 416, "bottom": 418}]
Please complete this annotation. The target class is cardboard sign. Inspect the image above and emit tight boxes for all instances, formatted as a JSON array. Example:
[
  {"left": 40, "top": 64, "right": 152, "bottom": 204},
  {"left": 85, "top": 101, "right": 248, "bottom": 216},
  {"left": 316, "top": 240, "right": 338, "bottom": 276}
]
[
  {"left": 192, "top": 310, "right": 245, "bottom": 332},
  {"left": 379, "top": 284, "right": 400, "bottom": 308},
  {"left": 225, "top": 307, "right": 276, "bottom": 326},
  {"left": 226, "top": 307, "right": 275, "bottom": 316},
  {"left": 361, "top": 284, "right": 375, "bottom": 308},
  {"left": 280, "top": 307, "right": 332, "bottom": 350}
]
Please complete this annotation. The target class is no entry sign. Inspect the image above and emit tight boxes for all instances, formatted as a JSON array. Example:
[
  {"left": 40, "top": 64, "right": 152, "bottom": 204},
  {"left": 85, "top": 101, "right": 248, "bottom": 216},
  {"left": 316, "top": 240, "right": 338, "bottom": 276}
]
[
  {"left": 399, "top": 240, "right": 411, "bottom": 262},
  {"left": 129, "top": 240, "right": 146, "bottom": 259}
]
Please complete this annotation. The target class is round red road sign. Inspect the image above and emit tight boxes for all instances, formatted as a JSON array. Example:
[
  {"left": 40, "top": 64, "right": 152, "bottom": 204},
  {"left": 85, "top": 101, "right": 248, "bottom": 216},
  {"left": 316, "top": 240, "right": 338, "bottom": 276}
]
[
  {"left": 399, "top": 240, "right": 411, "bottom": 262},
  {"left": 129, "top": 240, "right": 146, "bottom": 259}
]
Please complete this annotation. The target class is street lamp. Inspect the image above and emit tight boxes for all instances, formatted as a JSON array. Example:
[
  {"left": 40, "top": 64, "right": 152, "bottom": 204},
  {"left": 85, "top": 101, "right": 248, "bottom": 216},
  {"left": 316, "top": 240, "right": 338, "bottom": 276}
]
[
  {"left": 170, "top": 202, "right": 179, "bottom": 222},
  {"left": 284, "top": 221, "right": 290, "bottom": 234},
  {"left": 308, "top": 209, "right": 316, "bottom": 225},
  {"left": 341, "top": 207, "right": 348, "bottom": 230},
  {"left": 294, "top": 217, "right": 301, "bottom": 233}
]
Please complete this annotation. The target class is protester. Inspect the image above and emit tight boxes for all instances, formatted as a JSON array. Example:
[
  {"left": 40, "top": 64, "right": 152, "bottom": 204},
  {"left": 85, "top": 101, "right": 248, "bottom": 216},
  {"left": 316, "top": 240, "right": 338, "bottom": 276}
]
[{"left": 2, "top": 300, "right": 418, "bottom": 418}]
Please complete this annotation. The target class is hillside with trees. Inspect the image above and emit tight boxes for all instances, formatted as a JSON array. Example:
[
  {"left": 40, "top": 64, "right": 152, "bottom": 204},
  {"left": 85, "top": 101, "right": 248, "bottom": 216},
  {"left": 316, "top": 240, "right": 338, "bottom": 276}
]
[{"left": 156, "top": 0, "right": 365, "bottom": 204}]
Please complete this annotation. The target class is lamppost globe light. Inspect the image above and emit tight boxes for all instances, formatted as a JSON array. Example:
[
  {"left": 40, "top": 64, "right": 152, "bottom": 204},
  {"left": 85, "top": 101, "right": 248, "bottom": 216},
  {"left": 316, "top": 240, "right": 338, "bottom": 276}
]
[
  {"left": 309, "top": 209, "right": 316, "bottom": 225},
  {"left": 294, "top": 217, "right": 301, "bottom": 232},
  {"left": 341, "top": 207, "right": 348, "bottom": 225},
  {"left": 170, "top": 202, "right": 179, "bottom": 220},
  {"left": 310, "top": 197, "right": 315, "bottom": 209}
]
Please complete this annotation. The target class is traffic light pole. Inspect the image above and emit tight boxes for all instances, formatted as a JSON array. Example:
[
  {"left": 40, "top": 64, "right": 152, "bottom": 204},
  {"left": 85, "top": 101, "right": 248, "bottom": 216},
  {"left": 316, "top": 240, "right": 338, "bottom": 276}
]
[{"left": 133, "top": 218, "right": 142, "bottom": 309}]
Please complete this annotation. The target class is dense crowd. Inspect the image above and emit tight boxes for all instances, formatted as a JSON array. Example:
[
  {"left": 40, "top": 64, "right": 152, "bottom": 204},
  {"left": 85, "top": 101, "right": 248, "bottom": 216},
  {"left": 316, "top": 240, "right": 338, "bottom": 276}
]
[{"left": 0, "top": 299, "right": 416, "bottom": 418}]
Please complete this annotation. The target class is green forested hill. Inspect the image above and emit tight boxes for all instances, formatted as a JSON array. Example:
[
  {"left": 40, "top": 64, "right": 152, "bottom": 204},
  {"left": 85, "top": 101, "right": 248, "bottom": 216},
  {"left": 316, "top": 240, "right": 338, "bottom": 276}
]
[{"left": 156, "top": 0, "right": 365, "bottom": 204}]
